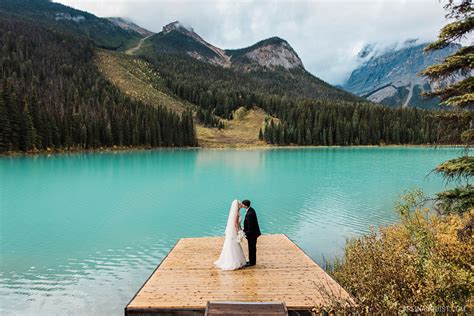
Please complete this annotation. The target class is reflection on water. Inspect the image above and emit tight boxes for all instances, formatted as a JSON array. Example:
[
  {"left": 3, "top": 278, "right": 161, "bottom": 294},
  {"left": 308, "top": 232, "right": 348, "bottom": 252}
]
[{"left": 0, "top": 147, "right": 460, "bottom": 315}]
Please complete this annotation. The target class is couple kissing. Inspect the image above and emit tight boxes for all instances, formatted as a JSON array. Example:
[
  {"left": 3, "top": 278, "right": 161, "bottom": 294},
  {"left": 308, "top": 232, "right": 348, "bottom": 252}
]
[{"left": 214, "top": 199, "right": 261, "bottom": 270}]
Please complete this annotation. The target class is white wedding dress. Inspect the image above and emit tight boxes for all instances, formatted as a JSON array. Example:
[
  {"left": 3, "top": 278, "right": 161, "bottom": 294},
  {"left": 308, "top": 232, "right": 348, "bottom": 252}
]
[{"left": 214, "top": 200, "right": 247, "bottom": 270}]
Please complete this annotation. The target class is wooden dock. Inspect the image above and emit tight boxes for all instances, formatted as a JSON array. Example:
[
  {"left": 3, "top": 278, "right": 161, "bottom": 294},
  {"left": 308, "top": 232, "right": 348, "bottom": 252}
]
[{"left": 125, "top": 234, "right": 353, "bottom": 315}]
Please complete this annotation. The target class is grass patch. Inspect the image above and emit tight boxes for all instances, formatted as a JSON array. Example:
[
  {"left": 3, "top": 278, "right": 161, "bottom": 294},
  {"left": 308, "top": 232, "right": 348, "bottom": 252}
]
[
  {"left": 95, "top": 50, "right": 187, "bottom": 113},
  {"left": 196, "top": 107, "right": 271, "bottom": 148}
]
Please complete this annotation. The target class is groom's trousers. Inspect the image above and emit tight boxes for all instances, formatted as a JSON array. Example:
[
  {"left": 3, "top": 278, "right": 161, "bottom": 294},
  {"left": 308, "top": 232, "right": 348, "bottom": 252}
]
[{"left": 247, "top": 237, "right": 258, "bottom": 265}]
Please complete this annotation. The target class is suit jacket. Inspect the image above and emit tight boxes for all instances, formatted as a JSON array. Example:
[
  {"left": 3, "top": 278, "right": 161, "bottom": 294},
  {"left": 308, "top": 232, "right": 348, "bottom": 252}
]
[{"left": 243, "top": 207, "right": 261, "bottom": 239}]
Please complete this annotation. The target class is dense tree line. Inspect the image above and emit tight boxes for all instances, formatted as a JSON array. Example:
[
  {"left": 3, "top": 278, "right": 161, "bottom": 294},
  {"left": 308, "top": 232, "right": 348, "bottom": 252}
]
[
  {"left": 141, "top": 52, "right": 469, "bottom": 146},
  {"left": 141, "top": 53, "right": 362, "bottom": 119},
  {"left": 196, "top": 108, "right": 224, "bottom": 129},
  {"left": 0, "top": 18, "right": 196, "bottom": 152},
  {"left": 261, "top": 99, "right": 471, "bottom": 146}
]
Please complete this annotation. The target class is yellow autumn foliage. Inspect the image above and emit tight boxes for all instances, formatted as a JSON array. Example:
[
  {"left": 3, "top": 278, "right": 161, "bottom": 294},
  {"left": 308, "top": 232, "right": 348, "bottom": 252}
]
[{"left": 331, "top": 208, "right": 473, "bottom": 313}]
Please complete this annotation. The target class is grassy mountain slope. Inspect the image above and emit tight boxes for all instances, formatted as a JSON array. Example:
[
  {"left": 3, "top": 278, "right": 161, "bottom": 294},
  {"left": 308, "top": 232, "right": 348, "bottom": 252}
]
[
  {"left": 0, "top": 0, "right": 141, "bottom": 50},
  {"left": 196, "top": 107, "right": 270, "bottom": 148},
  {"left": 95, "top": 50, "right": 187, "bottom": 113},
  {"left": 95, "top": 50, "right": 270, "bottom": 147}
]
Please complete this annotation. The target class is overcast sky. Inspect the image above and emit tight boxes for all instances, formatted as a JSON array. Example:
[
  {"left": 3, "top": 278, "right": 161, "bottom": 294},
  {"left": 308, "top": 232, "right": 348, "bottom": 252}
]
[{"left": 55, "top": 0, "right": 449, "bottom": 85}]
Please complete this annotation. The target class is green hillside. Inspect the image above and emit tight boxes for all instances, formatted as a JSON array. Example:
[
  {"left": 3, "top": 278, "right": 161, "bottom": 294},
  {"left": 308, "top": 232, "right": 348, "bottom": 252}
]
[
  {"left": 0, "top": 16, "right": 196, "bottom": 152},
  {"left": 0, "top": 0, "right": 141, "bottom": 50},
  {"left": 95, "top": 50, "right": 188, "bottom": 113}
]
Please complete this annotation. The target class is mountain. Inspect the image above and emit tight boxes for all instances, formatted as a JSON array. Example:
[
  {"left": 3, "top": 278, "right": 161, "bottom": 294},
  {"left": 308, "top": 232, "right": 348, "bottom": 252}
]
[
  {"left": 342, "top": 41, "right": 461, "bottom": 108},
  {"left": 225, "top": 37, "right": 304, "bottom": 70},
  {"left": 140, "top": 21, "right": 360, "bottom": 108},
  {"left": 107, "top": 17, "right": 153, "bottom": 37},
  {"left": 148, "top": 21, "right": 231, "bottom": 67},
  {"left": 147, "top": 21, "right": 304, "bottom": 71},
  {"left": 0, "top": 0, "right": 143, "bottom": 50}
]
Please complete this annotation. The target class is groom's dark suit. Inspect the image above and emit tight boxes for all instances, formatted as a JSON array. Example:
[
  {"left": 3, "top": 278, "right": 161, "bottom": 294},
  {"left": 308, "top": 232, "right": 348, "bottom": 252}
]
[{"left": 243, "top": 207, "right": 261, "bottom": 265}]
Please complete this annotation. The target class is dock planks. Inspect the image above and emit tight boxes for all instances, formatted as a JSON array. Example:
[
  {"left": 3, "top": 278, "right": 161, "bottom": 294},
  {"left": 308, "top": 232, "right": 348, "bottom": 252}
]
[{"left": 126, "top": 234, "right": 353, "bottom": 315}]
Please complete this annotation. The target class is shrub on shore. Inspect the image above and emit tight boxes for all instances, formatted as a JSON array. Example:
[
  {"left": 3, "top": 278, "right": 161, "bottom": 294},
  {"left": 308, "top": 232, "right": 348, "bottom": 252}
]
[{"left": 330, "top": 190, "right": 473, "bottom": 314}]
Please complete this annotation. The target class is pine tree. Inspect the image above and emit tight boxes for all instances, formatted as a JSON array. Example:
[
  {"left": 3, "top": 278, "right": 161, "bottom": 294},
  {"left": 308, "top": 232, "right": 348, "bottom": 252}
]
[
  {"left": 421, "top": 0, "right": 473, "bottom": 108},
  {"left": 19, "top": 98, "right": 36, "bottom": 151},
  {"left": 0, "top": 81, "right": 11, "bottom": 151},
  {"left": 5, "top": 85, "right": 21, "bottom": 151},
  {"left": 421, "top": 0, "right": 473, "bottom": 215}
]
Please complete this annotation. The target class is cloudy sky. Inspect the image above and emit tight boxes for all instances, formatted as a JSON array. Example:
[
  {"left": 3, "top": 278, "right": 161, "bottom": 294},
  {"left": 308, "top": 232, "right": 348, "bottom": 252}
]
[{"left": 55, "top": 0, "right": 449, "bottom": 85}]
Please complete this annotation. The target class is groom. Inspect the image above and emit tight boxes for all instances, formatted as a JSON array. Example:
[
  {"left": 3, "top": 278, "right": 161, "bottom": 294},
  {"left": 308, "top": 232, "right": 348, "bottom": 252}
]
[{"left": 241, "top": 199, "right": 261, "bottom": 267}]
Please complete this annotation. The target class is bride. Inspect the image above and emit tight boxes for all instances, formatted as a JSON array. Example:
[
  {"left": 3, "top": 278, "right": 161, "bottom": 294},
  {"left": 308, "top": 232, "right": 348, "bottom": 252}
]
[{"left": 214, "top": 200, "right": 247, "bottom": 270}]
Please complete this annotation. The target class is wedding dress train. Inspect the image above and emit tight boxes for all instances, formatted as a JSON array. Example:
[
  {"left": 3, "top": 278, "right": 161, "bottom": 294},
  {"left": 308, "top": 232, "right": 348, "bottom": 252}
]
[{"left": 213, "top": 200, "right": 247, "bottom": 270}]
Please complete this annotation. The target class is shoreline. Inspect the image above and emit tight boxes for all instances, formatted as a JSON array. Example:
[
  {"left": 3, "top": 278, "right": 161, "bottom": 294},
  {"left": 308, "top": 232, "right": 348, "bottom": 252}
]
[{"left": 0, "top": 143, "right": 467, "bottom": 157}]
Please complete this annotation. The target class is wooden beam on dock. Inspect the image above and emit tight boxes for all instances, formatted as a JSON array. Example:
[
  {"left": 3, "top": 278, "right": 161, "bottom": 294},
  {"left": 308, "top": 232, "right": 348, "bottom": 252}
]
[{"left": 205, "top": 301, "right": 288, "bottom": 316}]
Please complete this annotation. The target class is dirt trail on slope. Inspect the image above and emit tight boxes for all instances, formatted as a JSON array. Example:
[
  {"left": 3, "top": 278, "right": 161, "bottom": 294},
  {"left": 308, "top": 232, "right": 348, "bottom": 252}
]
[{"left": 126, "top": 34, "right": 153, "bottom": 55}]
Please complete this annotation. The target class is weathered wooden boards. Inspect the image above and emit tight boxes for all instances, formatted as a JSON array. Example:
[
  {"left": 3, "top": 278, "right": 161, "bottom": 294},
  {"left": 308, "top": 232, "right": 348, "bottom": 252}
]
[
  {"left": 125, "top": 234, "right": 353, "bottom": 315},
  {"left": 205, "top": 301, "right": 288, "bottom": 316}
]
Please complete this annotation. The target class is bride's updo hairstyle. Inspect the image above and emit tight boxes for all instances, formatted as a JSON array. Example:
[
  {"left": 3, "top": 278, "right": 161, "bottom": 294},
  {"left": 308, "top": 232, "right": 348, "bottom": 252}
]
[{"left": 242, "top": 200, "right": 251, "bottom": 207}]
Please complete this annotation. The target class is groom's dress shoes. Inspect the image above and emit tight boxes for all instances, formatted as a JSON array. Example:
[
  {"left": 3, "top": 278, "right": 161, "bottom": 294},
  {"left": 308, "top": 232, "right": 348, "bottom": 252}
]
[{"left": 244, "top": 262, "right": 255, "bottom": 267}]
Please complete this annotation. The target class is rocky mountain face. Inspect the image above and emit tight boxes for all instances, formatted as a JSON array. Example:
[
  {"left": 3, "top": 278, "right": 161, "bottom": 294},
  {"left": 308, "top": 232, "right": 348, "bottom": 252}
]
[
  {"left": 226, "top": 37, "right": 303, "bottom": 70},
  {"left": 159, "top": 21, "right": 231, "bottom": 67},
  {"left": 148, "top": 21, "right": 303, "bottom": 71},
  {"left": 342, "top": 41, "right": 460, "bottom": 108},
  {"left": 107, "top": 17, "right": 153, "bottom": 37}
]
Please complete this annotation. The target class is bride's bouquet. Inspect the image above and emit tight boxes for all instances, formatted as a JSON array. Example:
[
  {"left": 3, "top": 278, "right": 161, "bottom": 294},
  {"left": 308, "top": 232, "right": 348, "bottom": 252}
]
[{"left": 236, "top": 229, "right": 246, "bottom": 243}]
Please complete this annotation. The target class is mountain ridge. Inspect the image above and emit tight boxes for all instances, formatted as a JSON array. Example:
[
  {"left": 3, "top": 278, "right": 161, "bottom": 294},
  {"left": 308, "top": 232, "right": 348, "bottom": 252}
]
[
  {"left": 145, "top": 20, "right": 304, "bottom": 71},
  {"left": 0, "top": 0, "right": 144, "bottom": 50},
  {"left": 107, "top": 17, "right": 154, "bottom": 37},
  {"left": 156, "top": 21, "right": 231, "bottom": 67},
  {"left": 135, "top": 20, "right": 362, "bottom": 108},
  {"left": 343, "top": 41, "right": 461, "bottom": 108}
]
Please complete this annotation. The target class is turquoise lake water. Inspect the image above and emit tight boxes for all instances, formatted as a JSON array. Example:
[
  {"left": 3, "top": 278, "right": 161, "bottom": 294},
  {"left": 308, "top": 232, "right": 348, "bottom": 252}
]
[{"left": 0, "top": 147, "right": 461, "bottom": 315}]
